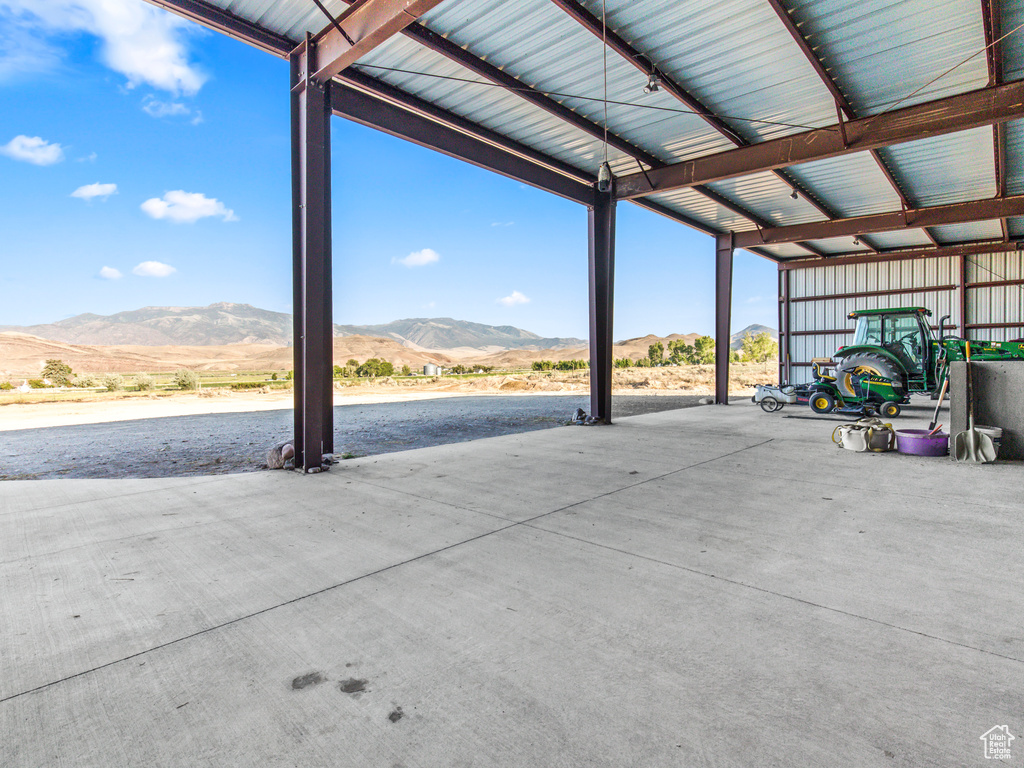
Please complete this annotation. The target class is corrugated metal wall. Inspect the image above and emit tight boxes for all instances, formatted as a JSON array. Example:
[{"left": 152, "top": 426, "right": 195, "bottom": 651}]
[{"left": 779, "top": 250, "right": 1024, "bottom": 383}]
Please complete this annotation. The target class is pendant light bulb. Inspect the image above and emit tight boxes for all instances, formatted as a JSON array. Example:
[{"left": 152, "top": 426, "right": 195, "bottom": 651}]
[{"left": 597, "top": 161, "right": 613, "bottom": 193}]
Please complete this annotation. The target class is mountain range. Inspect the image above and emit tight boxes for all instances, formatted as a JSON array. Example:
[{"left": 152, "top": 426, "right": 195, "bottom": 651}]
[
  {"left": 0, "top": 303, "right": 585, "bottom": 350},
  {"left": 0, "top": 303, "right": 774, "bottom": 352}
]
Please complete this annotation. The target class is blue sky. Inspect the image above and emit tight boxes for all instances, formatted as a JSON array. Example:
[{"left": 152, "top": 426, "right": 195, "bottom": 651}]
[{"left": 0, "top": 0, "right": 778, "bottom": 341}]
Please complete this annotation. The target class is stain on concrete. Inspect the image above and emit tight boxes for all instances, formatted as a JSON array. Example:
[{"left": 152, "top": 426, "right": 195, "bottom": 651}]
[
  {"left": 291, "top": 672, "right": 325, "bottom": 690},
  {"left": 339, "top": 678, "right": 368, "bottom": 694},
  {"left": 388, "top": 707, "right": 404, "bottom": 723}
]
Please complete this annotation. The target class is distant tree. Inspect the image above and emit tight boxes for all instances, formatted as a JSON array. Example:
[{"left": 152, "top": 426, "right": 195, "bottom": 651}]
[
  {"left": 668, "top": 339, "right": 696, "bottom": 365},
  {"left": 730, "top": 350, "right": 741, "bottom": 363},
  {"left": 693, "top": 336, "right": 715, "bottom": 364},
  {"left": 741, "top": 331, "right": 778, "bottom": 364},
  {"left": 133, "top": 374, "right": 154, "bottom": 391},
  {"left": 333, "top": 365, "right": 344, "bottom": 378},
  {"left": 174, "top": 369, "right": 199, "bottom": 390},
  {"left": 648, "top": 342, "right": 664, "bottom": 366},
  {"left": 614, "top": 357, "right": 632, "bottom": 368},
  {"left": 401, "top": 364, "right": 411, "bottom": 376},
  {"left": 555, "top": 359, "right": 588, "bottom": 371},
  {"left": 356, "top": 358, "right": 393, "bottom": 378},
  {"left": 285, "top": 370, "right": 294, "bottom": 381},
  {"left": 634, "top": 357, "right": 651, "bottom": 368},
  {"left": 346, "top": 359, "right": 358, "bottom": 368},
  {"left": 531, "top": 360, "right": 554, "bottom": 371},
  {"left": 271, "top": 373, "right": 278, "bottom": 381},
  {"left": 102, "top": 373, "right": 124, "bottom": 392},
  {"left": 41, "top": 359, "right": 73, "bottom": 387}
]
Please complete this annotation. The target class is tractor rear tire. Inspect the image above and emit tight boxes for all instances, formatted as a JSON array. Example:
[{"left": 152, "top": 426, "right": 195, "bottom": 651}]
[
  {"left": 836, "top": 352, "right": 906, "bottom": 396},
  {"left": 810, "top": 392, "right": 836, "bottom": 414}
]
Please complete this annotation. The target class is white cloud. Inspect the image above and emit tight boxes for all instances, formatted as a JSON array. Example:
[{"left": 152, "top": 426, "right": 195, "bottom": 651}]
[
  {"left": 393, "top": 248, "right": 440, "bottom": 268},
  {"left": 141, "top": 190, "right": 237, "bottom": 223},
  {"left": 132, "top": 261, "right": 176, "bottom": 278},
  {"left": 142, "top": 96, "right": 190, "bottom": 118},
  {"left": 98, "top": 266, "right": 122, "bottom": 279},
  {"left": 0, "top": 0, "right": 206, "bottom": 95},
  {"left": 71, "top": 182, "right": 117, "bottom": 200},
  {"left": 498, "top": 290, "right": 530, "bottom": 307},
  {"left": 76, "top": 151, "right": 97, "bottom": 163},
  {"left": 490, "top": 221, "right": 514, "bottom": 227},
  {"left": 0, "top": 134, "right": 64, "bottom": 165}
]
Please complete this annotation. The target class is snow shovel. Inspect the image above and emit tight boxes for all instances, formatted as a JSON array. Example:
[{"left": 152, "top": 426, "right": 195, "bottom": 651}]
[{"left": 952, "top": 343, "right": 997, "bottom": 463}]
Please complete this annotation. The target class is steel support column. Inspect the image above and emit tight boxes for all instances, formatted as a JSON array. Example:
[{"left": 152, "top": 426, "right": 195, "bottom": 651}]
[
  {"left": 588, "top": 189, "right": 616, "bottom": 423},
  {"left": 715, "top": 233, "right": 734, "bottom": 405},
  {"left": 291, "top": 38, "right": 333, "bottom": 470}
]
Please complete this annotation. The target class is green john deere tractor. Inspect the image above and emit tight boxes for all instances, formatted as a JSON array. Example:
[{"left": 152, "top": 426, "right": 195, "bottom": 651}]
[{"left": 805, "top": 306, "right": 1024, "bottom": 417}]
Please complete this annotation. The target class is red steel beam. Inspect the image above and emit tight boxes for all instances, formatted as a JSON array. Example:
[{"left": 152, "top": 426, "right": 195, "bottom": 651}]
[
  {"left": 735, "top": 195, "right": 1024, "bottom": 249},
  {"left": 777, "top": 239, "right": 1014, "bottom": 269},
  {"left": 310, "top": 0, "right": 447, "bottom": 82},
  {"left": 615, "top": 80, "right": 1024, "bottom": 199}
]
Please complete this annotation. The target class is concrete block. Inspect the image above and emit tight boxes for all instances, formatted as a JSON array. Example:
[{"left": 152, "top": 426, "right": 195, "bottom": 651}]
[{"left": 948, "top": 360, "right": 1024, "bottom": 460}]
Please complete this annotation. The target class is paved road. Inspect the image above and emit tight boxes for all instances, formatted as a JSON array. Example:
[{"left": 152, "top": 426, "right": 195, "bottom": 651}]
[{"left": 0, "top": 394, "right": 705, "bottom": 480}]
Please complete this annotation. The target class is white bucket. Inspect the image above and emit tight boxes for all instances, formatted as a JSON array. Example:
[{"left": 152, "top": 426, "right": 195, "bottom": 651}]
[{"left": 974, "top": 425, "right": 1003, "bottom": 458}]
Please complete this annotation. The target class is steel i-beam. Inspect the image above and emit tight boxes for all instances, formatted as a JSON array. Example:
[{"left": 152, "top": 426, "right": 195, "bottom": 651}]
[
  {"left": 291, "top": 37, "right": 334, "bottom": 470},
  {"left": 715, "top": 233, "right": 734, "bottom": 405},
  {"left": 589, "top": 188, "right": 616, "bottom": 423}
]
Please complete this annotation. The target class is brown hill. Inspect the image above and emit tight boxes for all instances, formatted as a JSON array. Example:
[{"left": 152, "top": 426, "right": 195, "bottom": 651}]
[
  {"left": 0, "top": 332, "right": 456, "bottom": 378},
  {"left": 1, "top": 331, "right": 708, "bottom": 379}
]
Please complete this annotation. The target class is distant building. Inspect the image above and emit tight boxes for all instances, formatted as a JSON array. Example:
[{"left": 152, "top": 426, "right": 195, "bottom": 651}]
[{"left": 423, "top": 364, "right": 439, "bottom": 376}]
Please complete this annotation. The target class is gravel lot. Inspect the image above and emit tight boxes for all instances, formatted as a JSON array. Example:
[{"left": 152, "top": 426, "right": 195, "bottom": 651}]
[{"left": 0, "top": 393, "right": 705, "bottom": 480}]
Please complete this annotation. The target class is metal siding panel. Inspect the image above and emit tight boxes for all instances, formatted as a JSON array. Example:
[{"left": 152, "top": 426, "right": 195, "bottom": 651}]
[{"left": 966, "top": 251, "right": 1024, "bottom": 282}]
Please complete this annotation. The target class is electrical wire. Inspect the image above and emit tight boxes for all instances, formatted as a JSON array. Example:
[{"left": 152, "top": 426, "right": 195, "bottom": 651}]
[{"left": 865, "top": 19, "right": 1024, "bottom": 123}]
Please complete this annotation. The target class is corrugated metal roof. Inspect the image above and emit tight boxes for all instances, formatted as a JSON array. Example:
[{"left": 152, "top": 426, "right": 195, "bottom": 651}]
[
  {"left": 882, "top": 128, "right": 997, "bottom": 207},
  {"left": 785, "top": 152, "right": 903, "bottom": 218},
  {"left": 930, "top": 219, "right": 1004, "bottom": 243},
  {"left": 866, "top": 229, "right": 935, "bottom": 249},
  {"left": 786, "top": 0, "right": 989, "bottom": 114},
  {"left": 162, "top": 0, "right": 1013, "bottom": 261}
]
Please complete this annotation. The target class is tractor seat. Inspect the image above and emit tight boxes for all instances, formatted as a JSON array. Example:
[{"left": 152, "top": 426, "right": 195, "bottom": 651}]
[{"left": 811, "top": 358, "right": 836, "bottom": 382}]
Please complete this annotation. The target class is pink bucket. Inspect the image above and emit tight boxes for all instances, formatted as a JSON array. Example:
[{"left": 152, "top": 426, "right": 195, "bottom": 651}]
[{"left": 895, "top": 429, "right": 949, "bottom": 456}]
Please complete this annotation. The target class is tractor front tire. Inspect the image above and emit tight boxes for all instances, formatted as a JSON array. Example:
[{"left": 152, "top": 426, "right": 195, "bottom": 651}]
[
  {"left": 878, "top": 401, "right": 901, "bottom": 418},
  {"left": 810, "top": 392, "right": 836, "bottom": 414}
]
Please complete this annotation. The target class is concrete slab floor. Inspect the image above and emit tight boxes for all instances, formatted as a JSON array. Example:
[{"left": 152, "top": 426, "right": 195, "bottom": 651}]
[{"left": 1, "top": 400, "right": 1021, "bottom": 767}]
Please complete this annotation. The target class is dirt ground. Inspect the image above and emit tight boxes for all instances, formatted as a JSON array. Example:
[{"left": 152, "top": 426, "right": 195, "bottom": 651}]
[
  {"left": 0, "top": 393, "right": 709, "bottom": 481},
  {"left": 0, "top": 366, "right": 778, "bottom": 481}
]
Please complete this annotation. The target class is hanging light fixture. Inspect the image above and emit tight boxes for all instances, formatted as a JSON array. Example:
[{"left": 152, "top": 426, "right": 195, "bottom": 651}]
[
  {"left": 598, "top": 161, "right": 613, "bottom": 192},
  {"left": 643, "top": 71, "right": 660, "bottom": 94},
  {"left": 853, "top": 236, "right": 861, "bottom": 245},
  {"left": 790, "top": 188, "right": 799, "bottom": 200}
]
